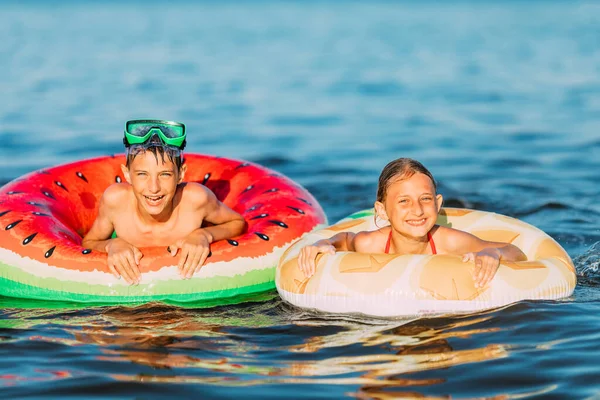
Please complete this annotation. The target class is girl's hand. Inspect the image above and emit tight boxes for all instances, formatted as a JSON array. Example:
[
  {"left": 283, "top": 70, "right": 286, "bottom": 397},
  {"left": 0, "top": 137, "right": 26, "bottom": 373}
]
[
  {"left": 462, "top": 248, "right": 501, "bottom": 288},
  {"left": 298, "top": 243, "right": 336, "bottom": 278}
]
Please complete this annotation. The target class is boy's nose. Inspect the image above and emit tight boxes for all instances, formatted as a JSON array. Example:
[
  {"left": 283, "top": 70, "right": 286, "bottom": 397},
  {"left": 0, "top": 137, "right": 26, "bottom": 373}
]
[{"left": 148, "top": 177, "right": 160, "bottom": 193}]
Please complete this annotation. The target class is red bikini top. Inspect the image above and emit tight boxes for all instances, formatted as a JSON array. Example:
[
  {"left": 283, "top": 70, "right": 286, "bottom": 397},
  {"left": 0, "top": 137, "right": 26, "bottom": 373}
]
[{"left": 384, "top": 230, "right": 437, "bottom": 255}]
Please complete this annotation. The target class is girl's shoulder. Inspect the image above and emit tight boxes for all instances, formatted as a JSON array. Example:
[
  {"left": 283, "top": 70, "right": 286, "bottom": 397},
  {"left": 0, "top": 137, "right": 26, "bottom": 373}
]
[
  {"left": 354, "top": 227, "right": 389, "bottom": 253},
  {"left": 434, "top": 225, "right": 470, "bottom": 237},
  {"left": 433, "top": 225, "right": 480, "bottom": 253}
]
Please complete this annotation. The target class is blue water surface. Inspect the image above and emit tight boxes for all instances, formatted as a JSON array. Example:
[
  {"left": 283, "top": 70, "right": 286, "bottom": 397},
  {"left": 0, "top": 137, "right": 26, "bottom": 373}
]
[{"left": 1, "top": 0, "right": 600, "bottom": 398}]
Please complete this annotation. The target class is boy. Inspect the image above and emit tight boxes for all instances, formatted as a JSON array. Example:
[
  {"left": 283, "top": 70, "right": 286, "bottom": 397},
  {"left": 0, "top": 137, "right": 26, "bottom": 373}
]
[{"left": 82, "top": 119, "right": 246, "bottom": 285}]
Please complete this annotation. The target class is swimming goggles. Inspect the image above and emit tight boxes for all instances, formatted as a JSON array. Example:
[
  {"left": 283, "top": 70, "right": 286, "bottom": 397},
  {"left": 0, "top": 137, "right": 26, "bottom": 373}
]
[{"left": 123, "top": 119, "right": 186, "bottom": 149}]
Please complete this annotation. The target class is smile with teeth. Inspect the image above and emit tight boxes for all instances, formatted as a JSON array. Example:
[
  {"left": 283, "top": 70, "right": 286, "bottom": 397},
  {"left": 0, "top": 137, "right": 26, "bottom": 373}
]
[
  {"left": 144, "top": 195, "right": 165, "bottom": 204},
  {"left": 406, "top": 218, "right": 426, "bottom": 226}
]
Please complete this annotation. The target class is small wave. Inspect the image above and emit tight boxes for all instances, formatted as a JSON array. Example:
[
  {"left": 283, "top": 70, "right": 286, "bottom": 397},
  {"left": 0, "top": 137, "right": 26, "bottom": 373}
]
[
  {"left": 574, "top": 241, "right": 600, "bottom": 283},
  {"left": 512, "top": 201, "right": 570, "bottom": 217}
]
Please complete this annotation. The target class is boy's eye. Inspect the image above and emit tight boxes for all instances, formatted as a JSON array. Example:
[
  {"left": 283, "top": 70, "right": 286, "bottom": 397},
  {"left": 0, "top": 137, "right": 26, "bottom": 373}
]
[
  {"left": 421, "top": 196, "right": 433, "bottom": 202},
  {"left": 398, "top": 199, "right": 408, "bottom": 204}
]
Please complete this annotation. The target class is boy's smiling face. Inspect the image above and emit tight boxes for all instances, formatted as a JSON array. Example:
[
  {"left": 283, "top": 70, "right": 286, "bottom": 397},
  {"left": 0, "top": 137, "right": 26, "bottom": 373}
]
[{"left": 122, "top": 150, "right": 186, "bottom": 220}]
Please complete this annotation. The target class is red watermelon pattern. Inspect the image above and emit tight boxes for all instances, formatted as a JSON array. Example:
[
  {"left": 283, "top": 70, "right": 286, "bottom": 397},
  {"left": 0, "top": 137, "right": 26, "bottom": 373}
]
[{"left": 0, "top": 154, "right": 327, "bottom": 304}]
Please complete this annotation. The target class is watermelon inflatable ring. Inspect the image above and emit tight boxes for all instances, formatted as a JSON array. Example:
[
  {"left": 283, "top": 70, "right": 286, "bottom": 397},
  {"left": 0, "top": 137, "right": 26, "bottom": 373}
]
[{"left": 0, "top": 154, "right": 327, "bottom": 305}]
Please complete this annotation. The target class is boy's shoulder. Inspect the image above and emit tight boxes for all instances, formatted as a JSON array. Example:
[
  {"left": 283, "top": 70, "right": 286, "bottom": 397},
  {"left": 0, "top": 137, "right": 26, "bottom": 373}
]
[
  {"left": 101, "top": 183, "right": 132, "bottom": 206},
  {"left": 178, "top": 182, "right": 215, "bottom": 207}
]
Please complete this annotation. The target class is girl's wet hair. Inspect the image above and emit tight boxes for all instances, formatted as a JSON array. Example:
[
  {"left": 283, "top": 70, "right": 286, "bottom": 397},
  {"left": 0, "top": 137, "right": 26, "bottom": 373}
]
[
  {"left": 376, "top": 158, "right": 437, "bottom": 202},
  {"left": 125, "top": 136, "right": 184, "bottom": 170}
]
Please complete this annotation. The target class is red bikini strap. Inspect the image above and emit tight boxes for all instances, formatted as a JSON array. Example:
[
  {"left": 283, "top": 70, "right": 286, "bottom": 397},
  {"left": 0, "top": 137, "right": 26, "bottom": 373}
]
[
  {"left": 384, "top": 230, "right": 392, "bottom": 254},
  {"left": 386, "top": 231, "right": 435, "bottom": 254},
  {"left": 428, "top": 232, "right": 437, "bottom": 255}
]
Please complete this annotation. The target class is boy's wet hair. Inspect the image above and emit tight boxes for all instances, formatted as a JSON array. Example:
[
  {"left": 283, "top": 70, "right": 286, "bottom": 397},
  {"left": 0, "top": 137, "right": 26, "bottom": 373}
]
[
  {"left": 125, "top": 136, "right": 184, "bottom": 170},
  {"left": 376, "top": 158, "right": 437, "bottom": 202}
]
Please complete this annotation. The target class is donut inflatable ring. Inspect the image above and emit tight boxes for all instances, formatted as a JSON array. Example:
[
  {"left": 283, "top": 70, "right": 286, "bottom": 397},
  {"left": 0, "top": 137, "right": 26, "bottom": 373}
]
[{"left": 276, "top": 208, "right": 576, "bottom": 318}]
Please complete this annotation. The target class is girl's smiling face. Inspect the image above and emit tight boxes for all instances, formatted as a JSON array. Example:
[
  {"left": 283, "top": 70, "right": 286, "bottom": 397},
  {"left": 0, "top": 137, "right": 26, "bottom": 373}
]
[{"left": 375, "top": 172, "right": 443, "bottom": 239}]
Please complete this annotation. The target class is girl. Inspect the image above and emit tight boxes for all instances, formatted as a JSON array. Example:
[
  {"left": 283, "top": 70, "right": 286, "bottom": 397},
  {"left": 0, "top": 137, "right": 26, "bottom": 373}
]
[{"left": 298, "top": 158, "right": 527, "bottom": 288}]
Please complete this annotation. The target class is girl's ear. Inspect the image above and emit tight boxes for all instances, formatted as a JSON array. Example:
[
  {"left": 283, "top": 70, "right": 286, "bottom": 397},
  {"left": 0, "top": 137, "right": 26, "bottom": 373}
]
[
  {"left": 374, "top": 201, "right": 388, "bottom": 220},
  {"left": 178, "top": 163, "right": 187, "bottom": 183},
  {"left": 436, "top": 194, "right": 443, "bottom": 212},
  {"left": 120, "top": 164, "right": 131, "bottom": 184}
]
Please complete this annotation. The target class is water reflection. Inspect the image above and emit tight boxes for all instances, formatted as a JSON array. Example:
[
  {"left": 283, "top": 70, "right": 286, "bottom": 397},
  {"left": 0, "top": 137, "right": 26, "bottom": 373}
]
[
  {"left": 39, "top": 304, "right": 509, "bottom": 391},
  {"left": 1, "top": 299, "right": 575, "bottom": 398}
]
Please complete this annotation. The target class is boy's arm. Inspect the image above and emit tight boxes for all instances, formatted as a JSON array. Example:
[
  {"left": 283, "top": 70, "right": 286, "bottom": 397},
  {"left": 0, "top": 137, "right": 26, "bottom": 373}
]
[
  {"left": 169, "top": 185, "right": 246, "bottom": 279},
  {"left": 82, "top": 193, "right": 117, "bottom": 252},
  {"left": 81, "top": 188, "right": 142, "bottom": 285},
  {"left": 197, "top": 188, "right": 246, "bottom": 243}
]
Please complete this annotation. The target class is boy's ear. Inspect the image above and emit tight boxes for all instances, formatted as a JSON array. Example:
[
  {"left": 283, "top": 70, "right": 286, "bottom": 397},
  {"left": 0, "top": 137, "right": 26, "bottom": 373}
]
[
  {"left": 120, "top": 164, "right": 131, "bottom": 184},
  {"left": 374, "top": 201, "right": 388, "bottom": 220},
  {"left": 178, "top": 163, "right": 187, "bottom": 183},
  {"left": 436, "top": 194, "right": 443, "bottom": 212}
]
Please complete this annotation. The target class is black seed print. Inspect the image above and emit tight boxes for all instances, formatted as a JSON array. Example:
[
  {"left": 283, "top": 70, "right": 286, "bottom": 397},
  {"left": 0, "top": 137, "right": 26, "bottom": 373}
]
[
  {"left": 82, "top": 249, "right": 92, "bottom": 254},
  {"left": 297, "top": 197, "right": 313, "bottom": 206},
  {"left": 7, "top": 191, "right": 22, "bottom": 195},
  {"left": 235, "top": 162, "right": 249, "bottom": 169},
  {"left": 263, "top": 188, "right": 278, "bottom": 193},
  {"left": 41, "top": 189, "right": 55, "bottom": 199},
  {"left": 32, "top": 212, "right": 50, "bottom": 217},
  {"left": 44, "top": 246, "right": 56, "bottom": 258},
  {"left": 5, "top": 220, "right": 22, "bottom": 230},
  {"left": 202, "top": 173, "right": 211, "bottom": 185},
  {"left": 246, "top": 204, "right": 262, "bottom": 212},
  {"left": 269, "top": 220, "right": 288, "bottom": 228},
  {"left": 242, "top": 185, "right": 254, "bottom": 193},
  {"left": 27, "top": 202, "right": 43, "bottom": 207},
  {"left": 254, "top": 232, "right": 269, "bottom": 241},
  {"left": 76, "top": 171, "right": 88, "bottom": 182},
  {"left": 227, "top": 239, "right": 239, "bottom": 246},
  {"left": 115, "top": 176, "right": 122, "bottom": 183},
  {"left": 22, "top": 233, "right": 37, "bottom": 245},
  {"left": 54, "top": 181, "right": 68, "bottom": 192},
  {"left": 250, "top": 213, "right": 268, "bottom": 220},
  {"left": 0, "top": 210, "right": 10, "bottom": 217},
  {"left": 287, "top": 206, "right": 305, "bottom": 214}
]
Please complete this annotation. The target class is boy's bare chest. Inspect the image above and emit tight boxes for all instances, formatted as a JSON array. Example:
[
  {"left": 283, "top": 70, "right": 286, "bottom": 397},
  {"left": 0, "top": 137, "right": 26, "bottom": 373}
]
[{"left": 114, "top": 211, "right": 203, "bottom": 247}]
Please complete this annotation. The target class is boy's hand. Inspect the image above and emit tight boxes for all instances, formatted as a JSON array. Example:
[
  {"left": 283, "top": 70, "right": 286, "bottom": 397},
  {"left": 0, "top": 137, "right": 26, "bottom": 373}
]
[
  {"left": 462, "top": 248, "right": 501, "bottom": 288},
  {"left": 168, "top": 230, "right": 212, "bottom": 279},
  {"left": 298, "top": 243, "right": 335, "bottom": 278},
  {"left": 106, "top": 238, "right": 143, "bottom": 285}
]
